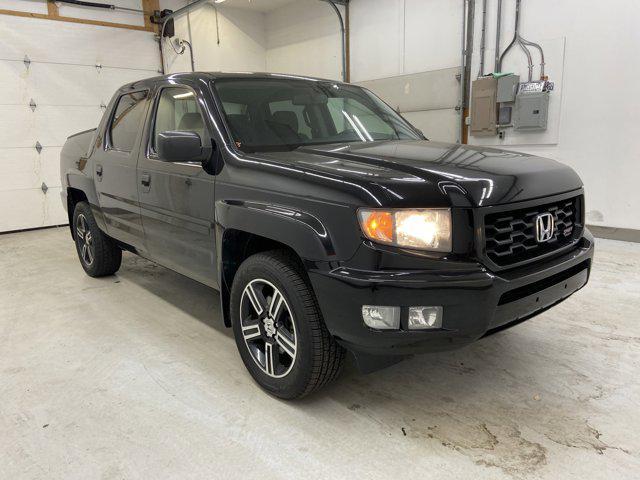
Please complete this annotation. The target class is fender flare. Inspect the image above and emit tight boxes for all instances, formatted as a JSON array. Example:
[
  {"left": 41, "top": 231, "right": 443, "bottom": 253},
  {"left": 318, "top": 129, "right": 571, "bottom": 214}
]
[
  {"left": 215, "top": 199, "right": 338, "bottom": 327},
  {"left": 216, "top": 199, "right": 336, "bottom": 261},
  {"left": 66, "top": 170, "right": 106, "bottom": 231}
]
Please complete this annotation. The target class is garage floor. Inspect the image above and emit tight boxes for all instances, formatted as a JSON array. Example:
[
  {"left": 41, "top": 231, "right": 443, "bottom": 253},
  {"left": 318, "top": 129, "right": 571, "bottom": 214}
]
[{"left": 1, "top": 227, "right": 638, "bottom": 479}]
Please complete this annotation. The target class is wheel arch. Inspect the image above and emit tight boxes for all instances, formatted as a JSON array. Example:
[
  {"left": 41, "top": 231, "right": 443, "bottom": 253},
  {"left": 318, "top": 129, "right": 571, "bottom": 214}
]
[
  {"left": 66, "top": 187, "right": 88, "bottom": 239},
  {"left": 218, "top": 229, "right": 312, "bottom": 328},
  {"left": 216, "top": 200, "right": 336, "bottom": 328}
]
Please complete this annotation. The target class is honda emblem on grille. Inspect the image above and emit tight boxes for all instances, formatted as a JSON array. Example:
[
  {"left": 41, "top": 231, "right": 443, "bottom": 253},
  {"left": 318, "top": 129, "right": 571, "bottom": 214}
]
[{"left": 535, "top": 212, "right": 555, "bottom": 242}]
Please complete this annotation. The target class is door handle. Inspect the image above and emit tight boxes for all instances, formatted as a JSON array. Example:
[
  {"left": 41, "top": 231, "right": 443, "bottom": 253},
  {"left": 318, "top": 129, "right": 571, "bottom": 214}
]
[
  {"left": 96, "top": 164, "right": 103, "bottom": 181},
  {"left": 140, "top": 173, "right": 151, "bottom": 187}
]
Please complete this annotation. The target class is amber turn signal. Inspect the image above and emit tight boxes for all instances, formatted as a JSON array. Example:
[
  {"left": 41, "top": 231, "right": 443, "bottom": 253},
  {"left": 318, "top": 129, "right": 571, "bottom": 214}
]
[{"left": 359, "top": 210, "right": 394, "bottom": 243}]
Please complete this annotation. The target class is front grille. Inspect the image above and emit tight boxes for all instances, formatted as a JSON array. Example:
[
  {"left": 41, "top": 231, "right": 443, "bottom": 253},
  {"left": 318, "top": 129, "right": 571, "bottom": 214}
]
[{"left": 483, "top": 195, "right": 582, "bottom": 267}]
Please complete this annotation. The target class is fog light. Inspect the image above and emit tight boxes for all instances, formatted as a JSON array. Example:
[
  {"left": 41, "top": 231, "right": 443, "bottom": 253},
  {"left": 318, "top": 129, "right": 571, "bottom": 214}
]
[
  {"left": 362, "top": 305, "right": 400, "bottom": 330},
  {"left": 408, "top": 306, "right": 443, "bottom": 329}
]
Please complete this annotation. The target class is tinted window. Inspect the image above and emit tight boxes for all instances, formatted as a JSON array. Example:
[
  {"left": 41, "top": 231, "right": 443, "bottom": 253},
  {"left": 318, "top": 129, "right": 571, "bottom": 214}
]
[
  {"left": 268, "top": 100, "right": 311, "bottom": 139},
  {"left": 222, "top": 101, "right": 248, "bottom": 115},
  {"left": 213, "top": 78, "right": 421, "bottom": 153},
  {"left": 109, "top": 91, "right": 147, "bottom": 152},
  {"left": 153, "top": 87, "right": 206, "bottom": 151},
  {"left": 326, "top": 98, "right": 397, "bottom": 140}
]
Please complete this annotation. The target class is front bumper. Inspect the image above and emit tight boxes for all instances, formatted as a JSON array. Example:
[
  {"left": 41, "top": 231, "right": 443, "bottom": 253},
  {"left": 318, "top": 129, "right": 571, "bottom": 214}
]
[{"left": 308, "top": 230, "right": 594, "bottom": 356}]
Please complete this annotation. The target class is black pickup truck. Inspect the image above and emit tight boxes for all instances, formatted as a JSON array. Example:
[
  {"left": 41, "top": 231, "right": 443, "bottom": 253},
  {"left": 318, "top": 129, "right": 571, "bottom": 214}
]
[{"left": 60, "top": 72, "right": 593, "bottom": 399}]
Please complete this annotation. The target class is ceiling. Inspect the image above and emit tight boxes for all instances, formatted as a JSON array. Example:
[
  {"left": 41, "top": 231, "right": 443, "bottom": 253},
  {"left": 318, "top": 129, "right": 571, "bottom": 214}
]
[{"left": 215, "top": 0, "right": 301, "bottom": 13}]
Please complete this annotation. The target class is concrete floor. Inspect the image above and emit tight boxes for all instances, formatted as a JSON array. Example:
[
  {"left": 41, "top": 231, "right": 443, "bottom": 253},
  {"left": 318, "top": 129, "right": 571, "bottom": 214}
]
[{"left": 1, "top": 228, "right": 639, "bottom": 480}]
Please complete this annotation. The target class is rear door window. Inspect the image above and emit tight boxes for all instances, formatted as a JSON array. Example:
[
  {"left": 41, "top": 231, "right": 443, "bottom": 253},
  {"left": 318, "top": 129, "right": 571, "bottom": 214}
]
[{"left": 109, "top": 91, "right": 148, "bottom": 152}]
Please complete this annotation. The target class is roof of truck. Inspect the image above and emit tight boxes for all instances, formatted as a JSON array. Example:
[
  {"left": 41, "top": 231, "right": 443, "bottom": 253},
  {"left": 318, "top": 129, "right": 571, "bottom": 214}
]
[{"left": 122, "top": 72, "right": 344, "bottom": 92}]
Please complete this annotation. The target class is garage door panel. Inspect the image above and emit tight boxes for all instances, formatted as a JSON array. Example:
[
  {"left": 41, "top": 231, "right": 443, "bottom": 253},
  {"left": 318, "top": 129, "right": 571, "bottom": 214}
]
[
  {"left": 44, "top": 186, "right": 67, "bottom": 226},
  {"left": 0, "top": 106, "right": 100, "bottom": 148},
  {"left": 35, "top": 106, "right": 103, "bottom": 147},
  {"left": 1, "top": 61, "right": 156, "bottom": 109},
  {"left": 0, "top": 106, "right": 35, "bottom": 148},
  {"left": 0, "top": 188, "right": 46, "bottom": 231},
  {"left": 35, "top": 66, "right": 159, "bottom": 112},
  {"left": 1, "top": 15, "right": 159, "bottom": 233},
  {"left": 0, "top": 148, "right": 41, "bottom": 191},
  {"left": 0, "top": 16, "right": 159, "bottom": 72},
  {"left": 29, "top": 63, "right": 102, "bottom": 106},
  {"left": 0, "top": 187, "right": 67, "bottom": 231},
  {"left": 41, "top": 147, "right": 63, "bottom": 188},
  {"left": 98, "top": 68, "right": 157, "bottom": 100},
  {"left": 0, "top": 60, "right": 29, "bottom": 105}
]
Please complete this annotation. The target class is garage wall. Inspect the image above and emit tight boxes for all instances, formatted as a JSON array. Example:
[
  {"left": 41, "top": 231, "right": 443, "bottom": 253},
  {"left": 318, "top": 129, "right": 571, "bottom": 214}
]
[
  {"left": 0, "top": 1, "right": 167, "bottom": 232},
  {"left": 350, "top": 0, "right": 463, "bottom": 82},
  {"left": 164, "top": 1, "right": 342, "bottom": 80},
  {"left": 265, "top": 0, "right": 342, "bottom": 80},
  {"left": 164, "top": 4, "right": 267, "bottom": 74},
  {"left": 466, "top": 0, "right": 640, "bottom": 231}
]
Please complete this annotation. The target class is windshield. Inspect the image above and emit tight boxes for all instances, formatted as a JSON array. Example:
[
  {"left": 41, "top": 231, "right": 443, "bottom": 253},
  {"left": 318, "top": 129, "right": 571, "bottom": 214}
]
[{"left": 212, "top": 77, "right": 422, "bottom": 153}]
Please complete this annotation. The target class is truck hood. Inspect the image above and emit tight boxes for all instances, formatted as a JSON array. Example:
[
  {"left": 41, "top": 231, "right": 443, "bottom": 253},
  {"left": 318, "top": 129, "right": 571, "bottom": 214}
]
[{"left": 254, "top": 140, "right": 583, "bottom": 208}]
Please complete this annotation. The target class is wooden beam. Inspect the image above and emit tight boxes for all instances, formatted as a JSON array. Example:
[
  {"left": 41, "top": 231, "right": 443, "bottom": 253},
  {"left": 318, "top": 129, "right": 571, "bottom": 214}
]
[
  {"left": 0, "top": 8, "right": 154, "bottom": 32},
  {"left": 142, "top": 0, "right": 160, "bottom": 33},
  {"left": 46, "top": 0, "right": 59, "bottom": 18}
]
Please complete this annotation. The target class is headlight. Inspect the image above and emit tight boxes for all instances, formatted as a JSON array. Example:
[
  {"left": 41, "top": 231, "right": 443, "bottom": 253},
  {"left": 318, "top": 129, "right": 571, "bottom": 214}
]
[{"left": 357, "top": 208, "right": 452, "bottom": 252}]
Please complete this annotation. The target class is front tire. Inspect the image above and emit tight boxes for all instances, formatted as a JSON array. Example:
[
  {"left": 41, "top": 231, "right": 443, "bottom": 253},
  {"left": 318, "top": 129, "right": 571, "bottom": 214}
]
[
  {"left": 231, "top": 251, "right": 345, "bottom": 399},
  {"left": 72, "top": 201, "right": 122, "bottom": 277}
]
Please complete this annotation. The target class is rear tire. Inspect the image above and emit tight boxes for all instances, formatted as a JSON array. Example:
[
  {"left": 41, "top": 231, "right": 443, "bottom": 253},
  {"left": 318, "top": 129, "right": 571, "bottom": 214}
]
[
  {"left": 72, "top": 201, "right": 122, "bottom": 277},
  {"left": 231, "top": 250, "right": 345, "bottom": 399}
]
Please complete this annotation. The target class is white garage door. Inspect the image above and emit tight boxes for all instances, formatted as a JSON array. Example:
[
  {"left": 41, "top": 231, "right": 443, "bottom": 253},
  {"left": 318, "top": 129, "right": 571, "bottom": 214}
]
[
  {"left": 355, "top": 67, "right": 462, "bottom": 144},
  {"left": 0, "top": 15, "right": 160, "bottom": 232}
]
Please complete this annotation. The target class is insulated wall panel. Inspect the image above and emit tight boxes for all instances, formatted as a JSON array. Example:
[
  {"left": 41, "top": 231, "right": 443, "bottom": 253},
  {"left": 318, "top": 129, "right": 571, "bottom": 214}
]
[
  {"left": 355, "top": 67, "right": 461, "bottom": 142},
  {"left": 402, "top": 109, "right": 459, "bottom": 144},
  {"left": 356, "top": 67, "right": 460, "bottom": 113}
]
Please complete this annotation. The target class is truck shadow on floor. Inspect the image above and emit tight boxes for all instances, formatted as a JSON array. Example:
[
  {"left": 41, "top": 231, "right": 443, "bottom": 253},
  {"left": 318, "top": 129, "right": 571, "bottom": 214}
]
[
  {"left": 114, "top": 252, "right": 629, "bottom": 477},
  {"left": 116, "top": 252, "right": 230, "bottom": 338}
]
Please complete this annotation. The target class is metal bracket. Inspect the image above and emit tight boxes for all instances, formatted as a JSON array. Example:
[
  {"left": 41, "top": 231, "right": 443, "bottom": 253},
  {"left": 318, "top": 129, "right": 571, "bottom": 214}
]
[
  {"left": 41, "top": 182, "right": 48, "bottom": 194},
  {"left": 35, "top": 141, "right": 43, "bottom": 154},
  {"left": 29, "top": 98, "right": 37, "bottom": 112},
  {"left": 24, "top": 55, "right": 31, "bottom": 70}
]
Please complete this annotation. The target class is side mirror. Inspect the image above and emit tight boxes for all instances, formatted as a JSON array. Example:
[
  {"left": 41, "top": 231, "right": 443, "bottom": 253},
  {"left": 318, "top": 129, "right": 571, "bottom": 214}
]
[{"left": 157, "top": 130, "right": 206, "bottom": 163}]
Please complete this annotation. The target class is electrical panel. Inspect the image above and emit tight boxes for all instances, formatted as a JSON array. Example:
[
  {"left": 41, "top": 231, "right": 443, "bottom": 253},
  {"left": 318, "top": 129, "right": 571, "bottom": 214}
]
[
  {"left": 467, "top": 0, "right": 555, "bottom": 141},
  {"left": 513, "top": 91, "right": 549, "bottom": 131},
  {"left": 470, "top": 75, "right": 553, "bottom": 137},
  {"left": 470, "top": 76, "right": 497, "bottom": 137},
  {"left": 497, "top": 74, "right": 519, "bottom": 103}
]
